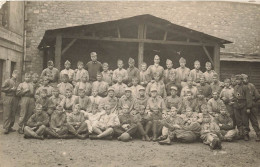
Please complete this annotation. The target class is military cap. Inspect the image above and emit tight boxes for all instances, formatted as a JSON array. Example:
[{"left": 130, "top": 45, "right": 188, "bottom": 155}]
[
  {"left": 154, "top": 55, "right": 160, "bottom": 59},
  {"left": 62, "top": 74, "right": 69, "bottom": 79},
  {"left": 235, "top": 74, "right": 243, "bottom": 80},
  {"left": 122, "top": 104, "right": 130, "bottom": 109},
  {"left": 108, "top": 87, "right": 115, "bottom": 92},
  {"left": 77, "top": 61, "right": 84, "bottom": 66},
  {"left": 205, "top": 62, "right": 212, "bottom": 66},
  {"left": 170, "top": 86, "right": 178, "bottom": 91},
  {"left": 96, "top": 72, "right": 103, "bottom": 77},
  {"left": 194, "top": 60, "right": 200, "bottom": 64},
  {"left": 24, "top": 73, "right": 31, "bottom": 77},
  {"left": 32, "top": 73, "right": 39, "bottom": 77},
  {"left": 187, "top": 77, "right": 193, "bottom": 81},
  {"left": 47, "top": 60, "right": 54, "bottom": 66},
  {"left": 166, "top": 59, "right": 172, "bottom": 64},
  {"left": 128, "top": 57, "right": 135, "bottom": 63},
  {"left": 241, "top": 74, "right": 248, "bottom": 79},
  {"left": 64, "top": 60, "right": 71, "bottom": 65},
  {"left": 150, "top": 86, "right": 158, "bottom": 92},
  {"left": 78, "top": 88, "right": 85, "bottom": 93},
  {"left": 179, "top": 57, "right": 186, "bottom": 63},
  {"left": 102, "top": 62, "right": 109, "bottom": 67},
  {"left": 65, "top": 88, "right": 73, "bottom": 92},
  {"left": 138, "top": 86, "right": 145, "bottom": 91},
  {"left": 90, "top": 52, "right": 97, "bottom": 56},
  {"left": 35, "top": 103, "right": 43, "bottom": 110},
  {"left": 125, "top": 87, "right": 132, "bottom": 92}
]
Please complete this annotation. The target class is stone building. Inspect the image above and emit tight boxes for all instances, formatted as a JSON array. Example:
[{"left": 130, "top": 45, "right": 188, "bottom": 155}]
[{"left": 0, "top": 1, "right": 24, "bottom": 95}]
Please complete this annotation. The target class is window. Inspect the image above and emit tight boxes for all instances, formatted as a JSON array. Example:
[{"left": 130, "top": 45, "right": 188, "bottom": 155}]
[
  {"left": 10, "top": 61, "right": 16, "bottom": 77},
  {"left": 0, "top": 1, "right": 8, "bottom": 28}
]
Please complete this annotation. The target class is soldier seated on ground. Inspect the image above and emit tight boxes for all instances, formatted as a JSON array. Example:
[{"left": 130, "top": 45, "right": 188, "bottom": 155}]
[
  {"left": 89, "top": 104, "right": 120, "bottom": 140},
  {"left": 200, "top": 106, "right": 222, "bottom": 150},
  {"left": 66, "top": 104, "right": 89, "bottom": 140},
  {"left": 114, "top": 104, "right": 138, "bottom": 142},
  {"left": 215, "top": 107, "right": 237, "bottom": 142},
  {"left": 36, "top": 88, "right": 55, "bottom": 117},
  {"left": 24, "top": 104, "right": 49, "bottom": 140},
  {"left": 44, "top": 105, "right": 69, "bottom": 139}
]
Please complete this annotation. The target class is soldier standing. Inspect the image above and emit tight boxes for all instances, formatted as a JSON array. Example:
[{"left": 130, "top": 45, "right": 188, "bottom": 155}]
[
  {"left": 86, "top": 52, "right": 102, "bottom": 82},
  {"left": 175, "top": 57, "right": 190, "bottom": 88},
  {"left": 1, "top": 70, "right": 19, "bottom": 134}
]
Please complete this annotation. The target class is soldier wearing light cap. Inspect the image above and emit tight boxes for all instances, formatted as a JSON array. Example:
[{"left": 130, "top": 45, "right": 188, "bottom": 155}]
[
  {"left": 133, "top": 86, "right": 148, "bottom": 110},
  {"left": 146, "top": 85, "right": 167, "bottom": 141},
  {"left": 164, "top": 59, "right": 175, "bottom": 85},
  {"left": 99, "top": 86, "right": 118, "bottom": 114},
  {"left": 241, "top": 73, "right": 260, "bottom": 142},
  {"left": 60, "top": 60, "right": 74, "bottom": 83},
  {"left": 175, "top": 57, "right": 190, "bottom": 88},
  {"left": 118, "top": 87, "right": 135, "bottom": 114},
  {"left": 147, "top": 55, "right": 164, "bottom": 81},
  {"left": 146, "top": 72, "right": 167, "bottom": 98},
  {"left": 41, "top": 60, "right": 59, "bottom": 86},
  {"left": 181, "top": 77, "right": 198, "bottom": 99},
  {"left": 233, "top": 74, "right": 252, "bottom": 141}
]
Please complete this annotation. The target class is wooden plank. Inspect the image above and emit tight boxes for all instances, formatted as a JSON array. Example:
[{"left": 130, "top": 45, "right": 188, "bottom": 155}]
[
  {"left": 213, "top": 44, "right": 220, "bottom": 75},
  {"left": 117, "top": 26, "right": 121, "bottom": 38},
  {"left": 62, "top": 34, "right": 214, "bottom": 46},
  {"left": 202, "top": 46, "right": 214, "bottom": 65},
  {"left": 55, "top": 34, "right": 62, "bottom": 70},
  {"left": 61, "top": 39, "right": 77, "bottom": 55},
  {"left": 163, "top": 31, "right": 168, "bottom": 41},
  {"left": 138, "top": 24, "right": 145, "bottom": 68}
]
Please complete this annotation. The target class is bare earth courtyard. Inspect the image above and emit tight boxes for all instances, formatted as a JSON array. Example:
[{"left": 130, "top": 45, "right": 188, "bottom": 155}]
[{"left": 0, "top": 123, "right": 260, "bottom": 167}]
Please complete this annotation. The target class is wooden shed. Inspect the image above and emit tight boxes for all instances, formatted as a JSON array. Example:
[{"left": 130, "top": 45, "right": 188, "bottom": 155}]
[{"left": 38, "top": 14, "right": 231, "bottom": 74}]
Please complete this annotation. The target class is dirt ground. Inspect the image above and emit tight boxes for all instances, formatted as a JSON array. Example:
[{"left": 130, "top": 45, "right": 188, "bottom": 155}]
[{"left": 0, "top": 117, "right": 260, "bottom": 167}]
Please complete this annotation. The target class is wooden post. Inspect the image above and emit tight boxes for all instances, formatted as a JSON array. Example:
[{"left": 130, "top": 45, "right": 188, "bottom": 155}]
[
  {"left": 138, "top": 24, "right": 146, "bottom": 69},
  {"left": 55, "top": 34, "right": 62, "bottom": 70},
  {"left": 213, "top": 44, "right": 220, "bottom": 75}
]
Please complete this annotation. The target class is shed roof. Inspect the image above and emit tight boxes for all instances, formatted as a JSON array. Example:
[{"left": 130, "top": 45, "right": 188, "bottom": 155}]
[{"left": 38, "top": 14, "right": 232, "bottom": 49}]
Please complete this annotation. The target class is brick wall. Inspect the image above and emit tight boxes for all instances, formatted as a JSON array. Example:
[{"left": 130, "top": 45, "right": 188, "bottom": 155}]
[{"left": 25, "top": 1, "right": 260, "bottom": 74}]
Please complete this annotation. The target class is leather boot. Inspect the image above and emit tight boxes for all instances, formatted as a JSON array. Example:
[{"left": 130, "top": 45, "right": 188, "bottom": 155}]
[
  {"left": 152, "top": 122, "right": 158, "bottom": 142},
  {"left": 236, "top": 127, "right": 244, "bottom": 140}
]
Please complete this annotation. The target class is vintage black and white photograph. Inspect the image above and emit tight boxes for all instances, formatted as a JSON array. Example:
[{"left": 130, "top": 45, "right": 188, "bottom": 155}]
[{"left": 0, "top": 0, "right": 259, "bottom": 166}]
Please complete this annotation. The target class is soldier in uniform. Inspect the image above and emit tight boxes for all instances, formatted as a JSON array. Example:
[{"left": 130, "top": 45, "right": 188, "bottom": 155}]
[
  {"left": 189, "top": 60, "right": 203, "bottom": 86},
  {"left": 102, "top": 62, "right": 113, "bottom": 86},
  {"left": 66, "top": 104, "right": 89, "bottom": 139},
  {"left": 60, "top": 60, "right": 74, "bottom": 83},
  {"left": 41, "top": 60, "right": 59, "bottom": 86},
  {"left": 60, "top": 88, "right": 77, "bottom": 114},
  {"left": 31, "top": 73, "right": 40, "bottom": 95},
  {"left": 127, "top": 57, "right": 140, "bottom": 87},
  {"left": 74, "top": 89, "right": 92, "bottom": 113},
  {"left": 197, "top": 75, "right": 212, "bottom": 100},
  {"left": 89, "top": 89, "right": 102, "bottom": 107},
  {"left": 163, "top": 59, "right": 175, "bottom": 85},
  {"left": 146, "top": 72, "right": 167, "bottom": 98},
  {"left": 175, "top": 57, "right": 190, "bottom": 88},
  {"left": 112, "top": 75, "right": 127, "bottom": 98},
  {"left": 220, "top": 78, "right": 236, "bottom": 128},
  {"left": 112, "top": 59, "right": 128, "bottom": 84},
  {"left": 86, "top": 52, "right": 102, "bottom": 82},
  {"left": 203, "top": 62, "right": 216, "bottom": 84},
  {"left": 92, "top": 72, "right": 109, "bottom": 97},
  {"left": 36, "top": 88, "right": 55, "bottom": 117},
  {"left": 1, "top": 70, "right": 19, "bottom": 134},
  {"left": 74, "top": 73, "right": 92, "bottom": 96},
  {"left": 118, "top": 87, "right": 135, "bottom": 114},
  {"left": 146, "top": 87, "right": 167, "bottom": 141},
  {"left": 146, "top": 55, "right": 164, "bottom": 81},
  {"left": 57, "top": 74, "right": 73, "bottom": 96},
  {"left": 133, "top": 86, "right": 148, "bottom": 110},
  {"left": 241, "top": 74, "right": 260, "bottom": 141},
  {"left": 73, "top": 61, "right": 89, "bottom": 85},
  {"left": 207, "top": 91, "right": 225, "bottom": 118},
  {"left": 165, "top": 73, "right": 181, "bottom": 96},
  {"left": 35, "top": 76, "right": 53, "bottom": 100},
  {"left": 139, "top": 62, "right": 152, "bottom": 87},
  {"left": 99, "top": 87, "right": 118, "bottom": 114},
  {"left": 23, "top": 104, "right": 49, "bottom": 140},
  {"left": 210, "top": 73, "right": 223, "bottom": 94},
  {"left": 16, "top": 73, "right": 35, "bottom": 134},
  {"left": 130, "top": 77, "right": 142, "bottom": 98},
  {"left": 165, "top": 86, "right": 182, "bottom": 113},
  {"left": 233, "top": 74, "right": 252, "bottom": 141},
  {"left": 49, "top": 87, "right": 64, "bottom": 108},
  {"left": 181, "top": 77, "right": 198, "bottom": 99}
]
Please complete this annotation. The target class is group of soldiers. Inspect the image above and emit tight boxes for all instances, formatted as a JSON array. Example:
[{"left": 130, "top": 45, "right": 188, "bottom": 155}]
[{"left": 2, "top": 52, "right": 260, "bottom": 150}]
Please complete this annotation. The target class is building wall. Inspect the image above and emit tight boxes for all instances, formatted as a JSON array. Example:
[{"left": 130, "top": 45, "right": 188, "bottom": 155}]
[
  {"left": 0, "top": 1, "right": 24, "bottom": 85},
  {"left": 25, "top": 1, "right": 260, "bottom": 74}
]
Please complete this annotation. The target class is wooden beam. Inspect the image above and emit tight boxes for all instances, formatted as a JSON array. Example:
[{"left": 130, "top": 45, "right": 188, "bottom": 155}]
[
  {"left": 62, "top": 35, "right": 215, "bottom": 46},
  {"left": 61, "top": 39, "right": 77, "bottom": 55},
  {"left": 138, "top": 24, "right": 145, "bottom": 68},
  {"left": 117, "top": 27, "right": 121, "bottom": 38},
  {"left": 213, "top": 44, "right": 220, "bottom": 75},
  {"left": 55, "top": 34, "right": 62, "bottom": 70},
  {"left": 163, "top": 31, "right": 168, "bottom": 41},
  {"left": 202, "top": 46, "right": 214, "bottom": 65}
]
